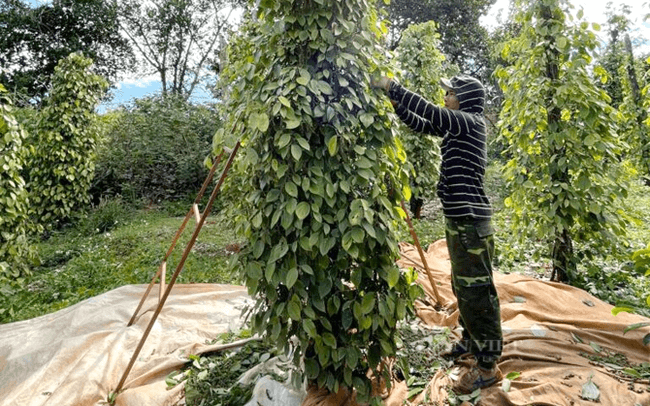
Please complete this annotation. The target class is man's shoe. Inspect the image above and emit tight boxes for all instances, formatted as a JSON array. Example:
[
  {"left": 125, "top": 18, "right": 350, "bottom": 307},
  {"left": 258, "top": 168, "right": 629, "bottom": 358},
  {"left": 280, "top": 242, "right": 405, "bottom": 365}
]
[
  {"left": 441, "top": 340, "right": 471, "bottom": 360},
  {"left": 452, "top": 362, "right": 502, "bottom": 394}
]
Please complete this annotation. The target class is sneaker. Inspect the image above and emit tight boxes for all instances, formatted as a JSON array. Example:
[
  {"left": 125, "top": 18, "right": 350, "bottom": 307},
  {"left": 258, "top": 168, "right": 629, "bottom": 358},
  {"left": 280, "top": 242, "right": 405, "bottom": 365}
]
[
  {"left": 452, "top": 362, "right": 502, "bottom": 394},
  {"left": 441, "top": 340, "right": 471, "bottom": 360}
]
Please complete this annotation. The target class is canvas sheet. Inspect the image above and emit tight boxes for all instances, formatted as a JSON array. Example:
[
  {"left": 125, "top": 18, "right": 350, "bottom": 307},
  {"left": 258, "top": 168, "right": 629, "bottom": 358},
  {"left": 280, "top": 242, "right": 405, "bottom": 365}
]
[
  {"left": 389, "top": 240, "right": 650, "bottom": 406},
  {"left": 0, "top": 284, "right": 251, "bottom": 406},
  {"left": 2, "top": 240, "right": 649, "bottom": 406}
]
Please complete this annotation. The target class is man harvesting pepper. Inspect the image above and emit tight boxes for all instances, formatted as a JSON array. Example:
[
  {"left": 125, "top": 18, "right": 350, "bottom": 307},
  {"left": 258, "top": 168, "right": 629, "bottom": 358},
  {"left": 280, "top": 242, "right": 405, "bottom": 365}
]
[{"left": 372, "top": 75, "right": 503, "bottom": 393}]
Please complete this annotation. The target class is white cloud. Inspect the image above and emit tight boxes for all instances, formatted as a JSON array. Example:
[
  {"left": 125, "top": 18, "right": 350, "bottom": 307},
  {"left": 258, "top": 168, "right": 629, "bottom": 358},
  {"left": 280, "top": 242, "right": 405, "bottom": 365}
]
[{"left": 115, "top": 74, "right": 160, "bottom": 89}]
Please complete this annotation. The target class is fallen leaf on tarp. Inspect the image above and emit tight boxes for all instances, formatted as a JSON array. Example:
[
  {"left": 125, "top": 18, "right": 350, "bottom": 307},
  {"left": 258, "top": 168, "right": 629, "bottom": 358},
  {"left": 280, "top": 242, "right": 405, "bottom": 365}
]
[
  {"left": 589, "top": 342, "right": 602, "bottom": 353},
  {"left": 581, "top": 375, "right": 600, "bottom": 402},
  {"left": 501, "top": 371, "right": 521, "bottom": 393},
  {"left": 582, "top": 299, "right": 595, "bottom": 307},
  {"left": 572, "top": 332, "right": 584, "bottom": 343},
  {"left": 513, "top": 296, "right": 526, "bottom": 303}
]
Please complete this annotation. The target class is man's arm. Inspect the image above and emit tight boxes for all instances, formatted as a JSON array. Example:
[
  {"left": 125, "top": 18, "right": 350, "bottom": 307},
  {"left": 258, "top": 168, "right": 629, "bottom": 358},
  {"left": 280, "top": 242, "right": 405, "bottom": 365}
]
[{"left": 388, "top": 81, "right": 465, "bottom": 136}]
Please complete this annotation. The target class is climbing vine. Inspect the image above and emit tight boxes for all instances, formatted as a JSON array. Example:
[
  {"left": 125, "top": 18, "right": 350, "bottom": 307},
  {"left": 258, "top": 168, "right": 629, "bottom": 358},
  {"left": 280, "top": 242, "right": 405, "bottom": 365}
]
[
  {"left": 27, "top": 53, "right": 108, "bottom": 228},
  {"left": 214, "top": 0, "right": 421, "bottom": 402},
  {"left": 0, "top": 85, "right": 36, "bottom": 279},
  {"left": 495, "top": 0, "right": 631, "bottom": 283},
  {"left": 394, "top": 21, "right": 446, "bottom": 218}
]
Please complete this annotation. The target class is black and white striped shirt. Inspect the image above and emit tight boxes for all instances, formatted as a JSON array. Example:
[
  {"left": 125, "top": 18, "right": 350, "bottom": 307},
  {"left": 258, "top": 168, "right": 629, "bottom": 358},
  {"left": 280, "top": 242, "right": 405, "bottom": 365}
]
[{"left": 388, "top": 77, "right": 492, "bottom": 219}]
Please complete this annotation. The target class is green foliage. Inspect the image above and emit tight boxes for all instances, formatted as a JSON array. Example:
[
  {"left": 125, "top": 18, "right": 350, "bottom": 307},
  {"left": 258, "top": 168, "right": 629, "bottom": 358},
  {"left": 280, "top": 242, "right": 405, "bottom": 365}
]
[
  {"left": 76, "top": 196, "right": 132, "bottom": 235},
  {"left": 179, "top": 335, "right": 280, "bottom": 406},
  {"left": 91, "top": 95, "right": 220, "bottom": 204},
  {"left": 0, "top": 85, "right": 38, "bottom": 279},
  {"left": 216, "top": 0, "right": 421, "bottom": 402},
  {"left": 385, "top": 0, "right": 495, "bottom": 79},
  {"left": 0, "top": 208, "right": 239, "bottom": 323},
  {"left": 0, "top": 0, "right": 133, "bottom": 106},
  {"left": 26, "top": 53, "right": 108, "bottom": 230},
  {"left": 394, "top": 21, "right": 445, "bottom": 213},
  {"left": 495, "top": 0, "right": 631, "bottom": 283},
  {"left": 638, "top": 56, "right": 650, "bottom": 183}
]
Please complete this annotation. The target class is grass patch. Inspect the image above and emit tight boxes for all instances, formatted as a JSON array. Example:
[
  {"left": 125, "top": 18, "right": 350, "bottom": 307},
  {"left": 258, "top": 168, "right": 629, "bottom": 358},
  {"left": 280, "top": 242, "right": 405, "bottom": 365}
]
[
  {"left": 0, "top": 202, "right": 241, "bottom": 324},
  {"left": 3, "top": 165, "right": 649, "bottom": 325}
]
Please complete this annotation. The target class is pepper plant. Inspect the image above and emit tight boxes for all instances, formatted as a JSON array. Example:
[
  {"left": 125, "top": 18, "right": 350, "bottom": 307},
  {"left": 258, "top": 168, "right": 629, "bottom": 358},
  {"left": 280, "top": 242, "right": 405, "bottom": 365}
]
[
  {"left": 495, "top": 0, "right": 631, "bottom": 283},
  {"left": 27, "top": 53, "right": 108, "bottom": 229},
  {"left": 213, "top": 0, "right": 421, "bottom": 402},
  {"left": 393, "top": 21, "right": 446, "bottom": 218},
  {"left": 0, "top": 85, "right": 37, "bottom": 279}
]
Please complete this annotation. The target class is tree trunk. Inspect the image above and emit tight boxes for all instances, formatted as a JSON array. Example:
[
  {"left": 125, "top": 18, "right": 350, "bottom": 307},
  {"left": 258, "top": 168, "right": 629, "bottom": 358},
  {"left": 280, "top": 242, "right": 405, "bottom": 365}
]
[
  {"left": 551, "top": 229, "right": 575, "bottom": 282},
  {"left": 624, "top": 34, "right": 650, "bottom": 186},
  {"left": 541, "top": 3, "right": 574, "bottom": 283},
  {"left": 409, "top": 196, "right": 424, "bottom": 219}
]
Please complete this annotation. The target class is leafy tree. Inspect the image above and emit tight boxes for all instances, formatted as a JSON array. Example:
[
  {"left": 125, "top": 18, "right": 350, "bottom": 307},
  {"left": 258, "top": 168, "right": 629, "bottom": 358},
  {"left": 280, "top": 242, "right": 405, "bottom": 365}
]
[
  {"left": 495, "top": 0, "right": 630, "bottom": 283},
  {"left": 214, "top": 1, "right": 421, "bottom": 402},
  {"left": 116, "top": 0, "right": 244, "bottom": 99},
  {"left": 617, "top": 53, "right": 650, "bottom": 186},
  {"left": 91, "top": 95, "right": 220, "bottom": 204},
  {"left": 26, "top": 53, "right": 108, "bottom": 229},
  {"left": 393, "top": 21, "right": 446, "bottom": 218},
  {"left": 0, "top": 0, "right": 133, "bottom": 106},
  {"left": 0, "top": 85, "right": 37, "bottom": 279},
  {"left": 385, "top": 0, "right": 495, "bottom": 77},
  {"left": 598, "top": 4, "right": 633, "bottom": 108}
]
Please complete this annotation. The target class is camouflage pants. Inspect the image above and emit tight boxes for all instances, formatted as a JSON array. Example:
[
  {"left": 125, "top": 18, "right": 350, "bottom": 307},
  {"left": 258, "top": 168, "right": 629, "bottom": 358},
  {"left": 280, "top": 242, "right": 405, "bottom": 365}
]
[{"left": 446, "top": 217, "right": 502, "bottom": 367}]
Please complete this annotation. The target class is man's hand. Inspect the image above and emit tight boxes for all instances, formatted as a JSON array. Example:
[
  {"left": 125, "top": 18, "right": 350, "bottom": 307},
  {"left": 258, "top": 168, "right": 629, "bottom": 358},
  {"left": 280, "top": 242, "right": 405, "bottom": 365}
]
[{"left": 370, "top": 76, "right": 391, "bottom": 91}]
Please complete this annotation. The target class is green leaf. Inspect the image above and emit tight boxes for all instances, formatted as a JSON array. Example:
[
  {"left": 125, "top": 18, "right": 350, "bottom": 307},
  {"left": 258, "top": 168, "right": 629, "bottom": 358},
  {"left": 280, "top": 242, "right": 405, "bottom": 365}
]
[
  {"left": 278, "top": 133, "right": 291, "bottom": 148},
  {"left": 305, "top": 358, "right": 320, "bottom": 379},
  {"left": 623, "top": 368, "right": 642, "bottom": 378},
  {"left": 303, "top": 319, "right": 317, "bottom": 338},
  {"left": 323, "top": 333, "right": 337, "bottom": 348},
  {"left": 291, "top": 144, "right": 303, "bottom": 161},
  {"left": 612, "top": 306, "right": 635, "bottom": 316},
  {"left": 295, "top": 202, "right": 311, "bottom": 220},
  {"left": 351, "top": 227, "right": 364, "bottom": 243},
  {"left": 571, "top": 332, "right": 584, "bottom": 344},
  {"left": 623, "top": 322, "right": 650, "bottom": 334},
  {"left": 386, "top": 266, "right": 400, "bottom": 288},
  {"left": 279, "top": 96, "right": 291, "bottom": 107},
  {"left": 286, "top": 267, "right": 299, "bottom": 288},
  {"left": 361, "top": 293, "right": 375, "bottom": 314},
  {"left": 249, "top": 113, "right": 269, "bottom": 132},
  {"left": 359, "top": 113, "right": 374, "bottom": 127},
  {"left": 286, "top": 119, "right": 301, "bottom": 129},
  {"left": 589, "top": 342, "right": 601, "bottom": 353},
  {"left": 285, "top": 182, "right": 298, "bottom": 197},
  {"left": 327, "top": 136, "right": 337, "bottom": 156},
  {"left": 288, "top": 300, "right": 301, "bottom": 320}
]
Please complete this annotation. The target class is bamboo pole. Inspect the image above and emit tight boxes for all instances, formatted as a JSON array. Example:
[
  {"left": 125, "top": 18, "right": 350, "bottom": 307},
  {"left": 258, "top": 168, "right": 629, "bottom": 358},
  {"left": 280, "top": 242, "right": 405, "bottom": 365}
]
[
  {"left": 400, "top": 200, "right": 442, "bottom": 306},
  {"left": 114, "top": 143, "right": 240, "bottom": 399},
  {"left": 126, "top": 152, "right": 224, "bottom": 327}
]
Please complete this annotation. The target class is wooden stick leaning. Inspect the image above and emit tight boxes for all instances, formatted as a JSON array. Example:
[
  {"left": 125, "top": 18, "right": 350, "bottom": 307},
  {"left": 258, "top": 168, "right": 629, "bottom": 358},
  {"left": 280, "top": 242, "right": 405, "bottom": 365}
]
[
  {"left": 114, "top": 143, "right": 240, "bottom": 398},
  {"left": 126, "top": 151, "right": 225, "bottom": 327},
  {"left": 400, "top": 200, "right": 443, "bottom": 306}
]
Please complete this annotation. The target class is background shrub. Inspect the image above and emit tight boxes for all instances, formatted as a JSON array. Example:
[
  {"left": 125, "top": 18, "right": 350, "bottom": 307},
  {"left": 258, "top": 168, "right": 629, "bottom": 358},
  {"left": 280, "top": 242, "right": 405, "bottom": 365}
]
[
  {"left": 26, "top": 52, "right": 108, "bottom": 229},
  {"left": 0, "top": 85, "right": 37, "bottom": 279},
  {"left": 91, "top": 95, "right": 221, "bottom": 205}
]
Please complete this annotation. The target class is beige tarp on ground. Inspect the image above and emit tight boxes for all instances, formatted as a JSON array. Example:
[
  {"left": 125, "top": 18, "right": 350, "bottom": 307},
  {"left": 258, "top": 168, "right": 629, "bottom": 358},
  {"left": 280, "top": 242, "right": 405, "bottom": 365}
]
[
  {"left": 389, "top": 240, "right": 650, "bottom": 406},
  {"left": 2, "top": 240, "right": 649, "bottom": 406},
  {"left": 0, "top": 284, "right": 250, "bottom": 406}
]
